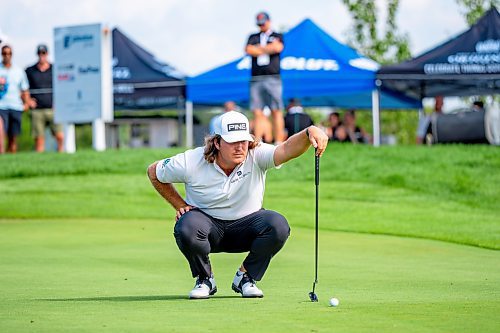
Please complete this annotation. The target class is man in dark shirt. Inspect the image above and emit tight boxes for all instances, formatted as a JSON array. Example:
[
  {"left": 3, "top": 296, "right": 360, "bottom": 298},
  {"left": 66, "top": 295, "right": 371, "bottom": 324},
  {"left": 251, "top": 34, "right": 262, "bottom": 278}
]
[
  {"left": 25, "top": 44, "right": 63, "bottom": 152},
  {"left": 284, "top": 98, "right": 313, "bottom": 138},
  {"left": 245, "top": 12, "right": 285, "bottom": 144}
]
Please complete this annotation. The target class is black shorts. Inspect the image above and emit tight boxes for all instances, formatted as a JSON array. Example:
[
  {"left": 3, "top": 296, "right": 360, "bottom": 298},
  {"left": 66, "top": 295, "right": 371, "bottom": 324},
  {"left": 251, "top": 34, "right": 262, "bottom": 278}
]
[{"left": 0, "top": 109, "right": 23, "bottom": 137}]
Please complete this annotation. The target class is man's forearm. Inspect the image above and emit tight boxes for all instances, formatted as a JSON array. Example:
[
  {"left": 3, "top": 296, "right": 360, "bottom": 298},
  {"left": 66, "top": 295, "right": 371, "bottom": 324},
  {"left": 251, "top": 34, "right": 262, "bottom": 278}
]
[
  {"left": 274, "top": 128, "right": 311, "bottom": 165},
  {"left": 274, "top": 126, "right": 328, "bottom": 165},
  {"left": 245, "top": 44, "right": 264, "bottom": 56},
  {"left": 281, "top": 128, "right": 311, "bottom": 159},
  {"left": 263, "top": 41, "right": 283, "bottom": 54},
  {"left": 21, "top": 91, "right": 31, "bottom": 110},
  {"left": 147, "top": 163, "right": 187, "bottom": 210}
]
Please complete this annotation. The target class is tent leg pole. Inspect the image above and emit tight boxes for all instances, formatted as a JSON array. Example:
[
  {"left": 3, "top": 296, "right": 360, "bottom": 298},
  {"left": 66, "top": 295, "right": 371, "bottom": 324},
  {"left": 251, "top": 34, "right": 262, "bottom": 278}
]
[
  {"left": 186, "top": 100, "right": 193, "bottom": 148},
  {"left": 371, "top": 85, "right": 381, "bottom": 147}
]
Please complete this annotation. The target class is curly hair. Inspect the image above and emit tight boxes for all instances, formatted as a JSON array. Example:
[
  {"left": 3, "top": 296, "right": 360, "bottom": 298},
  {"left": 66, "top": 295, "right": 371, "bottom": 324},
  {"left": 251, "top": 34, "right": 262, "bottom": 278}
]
[{"left": 203, "top": 134, "right": 260, "bottom": 163}]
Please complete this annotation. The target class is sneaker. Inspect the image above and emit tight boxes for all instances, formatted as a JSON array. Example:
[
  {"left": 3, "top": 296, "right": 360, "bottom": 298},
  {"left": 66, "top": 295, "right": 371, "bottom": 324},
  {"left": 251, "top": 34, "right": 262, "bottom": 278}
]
[
  {"left": 231, "top": 271, "right": 263, "bottom": 298},
  {"left": 189, "top": 276, "right": 217, "bottom": 299}
]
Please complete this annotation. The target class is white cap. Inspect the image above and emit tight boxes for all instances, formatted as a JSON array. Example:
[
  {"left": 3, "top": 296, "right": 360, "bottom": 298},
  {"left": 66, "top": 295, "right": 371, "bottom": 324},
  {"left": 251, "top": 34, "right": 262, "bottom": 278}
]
[{"left": 213, "top": 111, "right": 254, "bottom": 143}]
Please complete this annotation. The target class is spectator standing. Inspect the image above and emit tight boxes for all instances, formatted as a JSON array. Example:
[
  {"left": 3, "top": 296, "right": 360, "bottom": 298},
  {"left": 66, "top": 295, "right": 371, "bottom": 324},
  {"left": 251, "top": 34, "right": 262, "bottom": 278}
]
[
  {"left": 284, "top": 98, "right": 313, "bottom": 137},
  {"left": 26, "top": 44, "right": 63, "bottom": 152},
  {"left": 245, "top": 11, "right": 285, "bottom": 144},
  {"left": 0, "top": 45, "right": 33, "bottom": 153},
  {"left": 416, "top": 96, "right": 443, "bottom": 145}
]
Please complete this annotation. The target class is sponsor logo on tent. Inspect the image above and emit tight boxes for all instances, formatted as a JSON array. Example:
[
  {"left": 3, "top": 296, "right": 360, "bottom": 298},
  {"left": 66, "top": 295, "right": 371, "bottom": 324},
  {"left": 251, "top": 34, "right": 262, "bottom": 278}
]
[
  {"left": 349, "top": 58, "right": 380, "bottom": 71},
  {"left": 424, "top": 39, "right": 500, "bottom": 75},
  {"left": 236, "top": 56, "right": 340, "bottom": 71},
  {"left": 113, "top": 67, "right": 131, "bottom": 79}
]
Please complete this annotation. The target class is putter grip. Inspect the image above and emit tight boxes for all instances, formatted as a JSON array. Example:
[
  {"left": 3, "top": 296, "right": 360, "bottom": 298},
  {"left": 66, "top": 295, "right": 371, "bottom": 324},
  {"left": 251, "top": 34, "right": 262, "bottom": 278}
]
[{"left": 315, "top": 155, "right": 319, "bottom": 185}]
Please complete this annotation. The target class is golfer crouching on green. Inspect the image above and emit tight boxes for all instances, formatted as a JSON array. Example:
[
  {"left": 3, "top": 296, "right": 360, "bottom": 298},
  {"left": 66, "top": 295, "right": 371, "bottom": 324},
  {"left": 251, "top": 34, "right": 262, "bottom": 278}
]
[{"left": 147, "top": 111, "right": 328, "bottom": 299}]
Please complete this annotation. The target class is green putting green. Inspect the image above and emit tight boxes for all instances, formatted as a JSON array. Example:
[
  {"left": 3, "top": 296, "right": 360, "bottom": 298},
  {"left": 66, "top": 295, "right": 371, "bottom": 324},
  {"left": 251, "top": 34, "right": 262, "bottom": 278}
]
[{"left": 0, "top": 219, "right": 498, "bottom": 333}]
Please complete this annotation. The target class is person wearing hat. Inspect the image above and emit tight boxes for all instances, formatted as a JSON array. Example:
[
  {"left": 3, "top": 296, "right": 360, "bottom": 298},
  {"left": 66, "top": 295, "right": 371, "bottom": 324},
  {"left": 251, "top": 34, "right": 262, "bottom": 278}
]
[
  {"left": 25, "top": 44, "right": 64, "bottom": 152},
  {"left": 245, "top": 11, "right": 285, "bottom": 144},
  {"left": 0, "top": 44, "right": 32, "bottom": 153},
  {"left": 147, "top": 111, "right": 328, "bottom": 299}
]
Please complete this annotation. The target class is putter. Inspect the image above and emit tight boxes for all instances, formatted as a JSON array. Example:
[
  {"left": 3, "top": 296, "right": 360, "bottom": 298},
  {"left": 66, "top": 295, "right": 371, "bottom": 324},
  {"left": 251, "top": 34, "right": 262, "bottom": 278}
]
[{"left": 309, "top": 151, "right": 320, "bottom": 302}]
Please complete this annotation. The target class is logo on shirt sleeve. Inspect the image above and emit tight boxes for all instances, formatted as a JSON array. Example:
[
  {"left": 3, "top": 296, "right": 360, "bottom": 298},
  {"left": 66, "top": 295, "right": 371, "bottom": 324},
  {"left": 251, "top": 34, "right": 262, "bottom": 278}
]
[{"left": 162, "top": 158, "right": 171, "bottom": 167}]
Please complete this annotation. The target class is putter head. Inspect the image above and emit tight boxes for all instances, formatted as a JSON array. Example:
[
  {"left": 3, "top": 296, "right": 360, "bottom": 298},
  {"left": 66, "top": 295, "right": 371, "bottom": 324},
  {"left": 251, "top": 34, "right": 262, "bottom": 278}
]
[{"left": 309, "top": 292, "right": 318, "bottom": 302}]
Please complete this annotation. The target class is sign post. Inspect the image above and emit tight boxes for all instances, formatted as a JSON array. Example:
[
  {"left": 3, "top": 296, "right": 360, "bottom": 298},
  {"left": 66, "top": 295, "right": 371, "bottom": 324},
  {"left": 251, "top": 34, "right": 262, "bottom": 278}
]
[{"left": 53, "top": 23, "right": 113, "bottom": 152}]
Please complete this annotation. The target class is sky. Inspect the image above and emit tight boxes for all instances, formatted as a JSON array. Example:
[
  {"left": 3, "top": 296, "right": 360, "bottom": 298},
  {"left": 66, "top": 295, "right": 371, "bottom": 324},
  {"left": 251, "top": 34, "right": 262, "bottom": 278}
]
[{"left": 1, "top": 0, "right": 469, "bottom": 77}]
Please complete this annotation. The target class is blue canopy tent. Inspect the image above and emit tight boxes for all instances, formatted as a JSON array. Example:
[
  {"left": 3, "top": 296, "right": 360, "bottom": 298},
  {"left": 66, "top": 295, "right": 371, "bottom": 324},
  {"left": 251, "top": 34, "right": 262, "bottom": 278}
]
[
  {"left": 186, "top": 19, "right": 420, "bottom": 146},
  {"left": 188, "top": 19, "right": 418, "bottom": 108}
]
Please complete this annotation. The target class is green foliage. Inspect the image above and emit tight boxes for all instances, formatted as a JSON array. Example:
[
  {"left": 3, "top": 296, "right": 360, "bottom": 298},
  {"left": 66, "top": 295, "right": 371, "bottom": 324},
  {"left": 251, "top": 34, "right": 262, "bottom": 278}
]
[
  {"left": 341, "top": 0, "right": 412, "bottom": 64},
  {"left": 16, "top": 112, "right": 94, "bottom": 152},
  {"left": 17, "top": 112, "right": 33, "bottom": 151},
  {"left": 456, "top": 0, "right": 499, "bottom": 25},
  {"left": 379, "top": 110, "right": 419, "bottom": 144}
]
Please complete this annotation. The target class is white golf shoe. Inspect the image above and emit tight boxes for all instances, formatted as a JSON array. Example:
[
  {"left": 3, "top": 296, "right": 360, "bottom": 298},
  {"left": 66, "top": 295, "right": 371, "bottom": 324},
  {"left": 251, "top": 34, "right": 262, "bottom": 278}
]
[
  {"left": 231, "top": 271, "right": 264, "bottom": 298},
  {"left": 189, "top": 276, "right": 217, "bottom": 299}
]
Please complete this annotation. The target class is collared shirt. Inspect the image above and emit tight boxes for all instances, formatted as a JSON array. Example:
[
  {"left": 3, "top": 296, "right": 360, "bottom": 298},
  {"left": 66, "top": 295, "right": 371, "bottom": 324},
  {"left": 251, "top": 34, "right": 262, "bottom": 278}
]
[
  {"left": 156, "top": 143, "right": 280, "bottom": 220},
  {"left": 0, "top": 64, "right": 29, "bottom": 111},
  {"left": 247, "top": 30, "right": 283, "bottom": 76}
]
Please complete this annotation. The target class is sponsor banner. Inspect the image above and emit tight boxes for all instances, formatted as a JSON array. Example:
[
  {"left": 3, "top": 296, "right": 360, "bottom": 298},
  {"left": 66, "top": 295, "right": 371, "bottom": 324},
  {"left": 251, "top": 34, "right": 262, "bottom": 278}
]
[
  {"left": 53, "top": 23, "right": 113, "bottom": 123},
  {"left": 424, "top": 39, "right": 500, "bottom": 75}
]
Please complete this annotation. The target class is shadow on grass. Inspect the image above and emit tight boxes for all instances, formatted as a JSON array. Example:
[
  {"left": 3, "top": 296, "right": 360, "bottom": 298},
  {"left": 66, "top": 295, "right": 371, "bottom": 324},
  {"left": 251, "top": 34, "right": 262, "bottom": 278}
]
[{"left": 40, "top": 295, "right": 241, "bottom": 302}]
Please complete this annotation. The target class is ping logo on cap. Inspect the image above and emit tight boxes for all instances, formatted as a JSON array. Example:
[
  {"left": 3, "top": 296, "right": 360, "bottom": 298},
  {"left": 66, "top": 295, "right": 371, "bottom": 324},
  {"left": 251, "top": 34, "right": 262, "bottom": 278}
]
[{"left": 227, "top": 123, "right": 247, "bottom": 132}]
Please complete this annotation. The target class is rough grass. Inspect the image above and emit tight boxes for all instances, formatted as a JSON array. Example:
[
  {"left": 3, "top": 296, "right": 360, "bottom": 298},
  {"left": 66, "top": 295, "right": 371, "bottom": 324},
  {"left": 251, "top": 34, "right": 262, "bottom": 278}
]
[{"left": 1, "top": 144, "right": 498, "bottom": 248}]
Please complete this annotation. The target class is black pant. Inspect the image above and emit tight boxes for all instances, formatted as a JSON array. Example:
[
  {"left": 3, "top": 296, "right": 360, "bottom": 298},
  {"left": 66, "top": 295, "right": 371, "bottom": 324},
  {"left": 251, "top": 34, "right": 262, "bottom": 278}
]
[{"left": 173, "top": 209, "right": 290, "bottom": 281}]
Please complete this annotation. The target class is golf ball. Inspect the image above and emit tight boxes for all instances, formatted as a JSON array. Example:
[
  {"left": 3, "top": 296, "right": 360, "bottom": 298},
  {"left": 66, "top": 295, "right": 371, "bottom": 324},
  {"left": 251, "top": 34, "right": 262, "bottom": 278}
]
[{"left": 329, "top": 297, "right": 339, "bottom": 307}]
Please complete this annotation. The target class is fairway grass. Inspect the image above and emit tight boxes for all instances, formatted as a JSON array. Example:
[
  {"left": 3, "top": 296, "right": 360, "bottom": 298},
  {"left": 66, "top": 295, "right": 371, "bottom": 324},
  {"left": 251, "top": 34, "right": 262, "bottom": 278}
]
[{"left": 0, "top": 218, "right": 498, "bottom": 333}]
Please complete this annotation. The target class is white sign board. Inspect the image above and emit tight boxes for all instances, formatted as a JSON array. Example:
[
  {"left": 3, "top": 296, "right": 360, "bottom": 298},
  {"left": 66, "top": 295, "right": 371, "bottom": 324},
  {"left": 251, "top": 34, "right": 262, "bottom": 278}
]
[{"left": 53, "top": 23, "right": 112, "bottom": 124}]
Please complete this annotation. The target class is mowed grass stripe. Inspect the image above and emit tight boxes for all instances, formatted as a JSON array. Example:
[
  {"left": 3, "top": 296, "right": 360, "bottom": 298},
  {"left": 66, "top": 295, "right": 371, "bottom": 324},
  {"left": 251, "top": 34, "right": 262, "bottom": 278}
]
[{"left": 1, "top": 172, "right": 498, "bottom": 249}]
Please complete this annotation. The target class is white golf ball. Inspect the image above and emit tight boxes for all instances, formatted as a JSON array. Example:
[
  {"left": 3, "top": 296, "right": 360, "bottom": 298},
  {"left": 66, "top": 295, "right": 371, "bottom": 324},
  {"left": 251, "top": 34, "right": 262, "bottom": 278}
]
[{"left": 329, "top": 297, "right": 339, "bottom": 307}]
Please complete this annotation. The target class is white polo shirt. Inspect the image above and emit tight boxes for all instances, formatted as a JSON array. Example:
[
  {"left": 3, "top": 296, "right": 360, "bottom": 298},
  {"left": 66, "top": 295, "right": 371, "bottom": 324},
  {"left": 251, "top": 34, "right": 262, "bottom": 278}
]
[{"left": 156, "top": 143, "right": 280, "bottom": 220}]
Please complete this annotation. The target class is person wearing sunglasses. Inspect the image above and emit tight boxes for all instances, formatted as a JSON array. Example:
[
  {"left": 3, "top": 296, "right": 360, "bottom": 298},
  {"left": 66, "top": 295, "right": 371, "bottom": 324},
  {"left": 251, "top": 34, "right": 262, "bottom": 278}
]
[
  {"left": 0, "top": 45, "right": 33, "bottom": 153},
  {"left": 25, "top": 44, "right": 64, "bottom": 152},
  {"left": 245, "top": 12, "right": 285, "bottom": 145}
]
